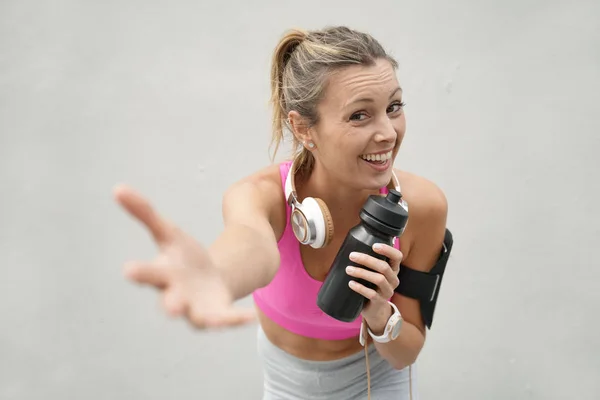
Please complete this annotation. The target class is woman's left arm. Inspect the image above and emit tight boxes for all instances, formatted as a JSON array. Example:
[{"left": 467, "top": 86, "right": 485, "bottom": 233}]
[{"left": 347, "top": 177, "right": 448, "bottom": 370}]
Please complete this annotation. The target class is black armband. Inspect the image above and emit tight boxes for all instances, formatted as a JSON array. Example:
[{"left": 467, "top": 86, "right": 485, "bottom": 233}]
[{"left": 395, "top": 228, "right": 453, "bottom": 329}]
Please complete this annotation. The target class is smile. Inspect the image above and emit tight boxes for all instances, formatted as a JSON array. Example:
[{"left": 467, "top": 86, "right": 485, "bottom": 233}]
[
  {"left": 359, "top": 150, "right": 393, "bottom": 172},
  {"left": 360, "top": 150, "right": 393, "bottom": 163}
]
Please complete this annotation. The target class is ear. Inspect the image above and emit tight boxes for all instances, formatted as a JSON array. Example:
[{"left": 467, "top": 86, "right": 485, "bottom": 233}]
[{"left": 287, "top": 110, "right": 313, "bottom": 145}]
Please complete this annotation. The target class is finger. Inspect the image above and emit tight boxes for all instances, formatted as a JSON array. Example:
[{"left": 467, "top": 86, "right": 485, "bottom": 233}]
[
  {"left": 348, "top": 280, "right": 381, "bottom": 301},
  {"left": 124, "top": 261, "right": 169, "bottom": 289},
  {"left": 113, "top": 184, "right": 172, "bottom": 245},
  {"left": 163, "top": 290, "right": 187, "bottom": 316},
  {"left": 372, "top": 243, "right": 404, "bottom": 272},
  {"left": 188, "top": 307, "right": 256, "bottom": 329},
  {"left": 204, "top": 308, "right": 257, "bottom": 328},
  {"left": 349, "top": 251, "right": 397, "bottom": 285},
  {"left": 346, "top": 266, "right": 391, "bottom": 294}
]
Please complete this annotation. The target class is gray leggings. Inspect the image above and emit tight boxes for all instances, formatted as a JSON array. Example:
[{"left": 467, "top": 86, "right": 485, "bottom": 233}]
[{"left": 257, "top": 325, "right": 418, "bottom": 400}]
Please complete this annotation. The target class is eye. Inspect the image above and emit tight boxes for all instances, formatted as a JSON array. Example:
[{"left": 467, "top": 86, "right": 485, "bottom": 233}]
[
  {"left": 387, "top": 101, "right": 406, "bottom": 114},
  {"left": 349, "top": 112, "right": 368, "bottom": 121}
]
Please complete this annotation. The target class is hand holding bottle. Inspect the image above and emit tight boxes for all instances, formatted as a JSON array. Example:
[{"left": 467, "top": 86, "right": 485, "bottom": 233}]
[
  {"left": 316, "top": 189, "right": 408, "bottom": 323},
  {"left": 345, "top": 243, "right": 403, "bottom": 330}
]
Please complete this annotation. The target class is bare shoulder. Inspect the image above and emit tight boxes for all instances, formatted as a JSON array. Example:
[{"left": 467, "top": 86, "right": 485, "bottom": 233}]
[
  {"left": 229, "top": 163, "right": 284, "bottom": 196},
  {"left": 394, "top": 168, "right": 448, "bottom": 272},
  {"left": 222, "top": 162, "right": 287, "bottom": 239},
  {"left": 395, "top": 169, "right": 448, "bottom": 220}
]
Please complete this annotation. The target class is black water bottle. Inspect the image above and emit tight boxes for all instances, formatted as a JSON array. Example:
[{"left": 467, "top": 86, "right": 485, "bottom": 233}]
[{"left": 316, "top": 189, "right": 409, "bottom": 322}]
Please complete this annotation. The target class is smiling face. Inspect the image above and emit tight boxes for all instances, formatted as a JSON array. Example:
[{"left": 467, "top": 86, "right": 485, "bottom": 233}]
[{"left": 304, "top": 58, "right": 406, "bottom": 190}]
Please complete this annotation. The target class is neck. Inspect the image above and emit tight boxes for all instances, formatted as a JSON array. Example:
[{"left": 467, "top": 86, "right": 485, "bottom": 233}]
[{"left": 297, "top": 162, "right": 380, "bottom": 227}]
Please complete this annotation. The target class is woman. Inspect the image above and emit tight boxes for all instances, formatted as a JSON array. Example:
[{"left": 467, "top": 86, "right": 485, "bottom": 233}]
[{"left": 115, "top": 26, "right": 448, "bottom": 400}]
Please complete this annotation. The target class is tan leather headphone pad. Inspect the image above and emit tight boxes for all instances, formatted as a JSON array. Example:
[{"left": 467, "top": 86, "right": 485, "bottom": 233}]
[{"left": 314, "top": 197, "right": 334, "bottom": 246}]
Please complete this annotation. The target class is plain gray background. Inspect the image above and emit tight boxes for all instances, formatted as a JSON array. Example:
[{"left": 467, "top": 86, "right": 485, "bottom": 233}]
[{"left": 1, "top": 0, "right": 599, "bottom": 399}]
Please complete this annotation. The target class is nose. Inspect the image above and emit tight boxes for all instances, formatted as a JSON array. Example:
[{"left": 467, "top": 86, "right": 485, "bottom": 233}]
[{"left": 374, "top": 115, "right": 397, "bottom": 143}]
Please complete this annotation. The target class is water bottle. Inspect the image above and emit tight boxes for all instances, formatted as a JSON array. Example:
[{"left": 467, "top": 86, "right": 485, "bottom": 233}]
[{"left": 316, "top": 189, "right": 409, "bottom": 322}]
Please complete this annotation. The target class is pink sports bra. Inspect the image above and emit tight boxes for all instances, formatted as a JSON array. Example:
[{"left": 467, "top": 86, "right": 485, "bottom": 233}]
[{"left": 252, "top": 160, "right": 400, "bottom": 341}]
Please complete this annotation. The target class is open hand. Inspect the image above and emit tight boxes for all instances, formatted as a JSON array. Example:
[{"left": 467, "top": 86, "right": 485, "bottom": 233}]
[{"left": 114, "top": 184, "right": 256, "bottom": 329}]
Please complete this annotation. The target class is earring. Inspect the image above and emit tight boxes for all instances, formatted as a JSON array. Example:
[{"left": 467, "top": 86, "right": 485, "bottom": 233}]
[{"left": 307, "top": 142, "right": 315, "bottom": 149}]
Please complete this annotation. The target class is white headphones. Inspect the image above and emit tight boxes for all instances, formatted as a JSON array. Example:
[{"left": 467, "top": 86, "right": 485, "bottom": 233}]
[{"left": 284, "top": 157, "right": 404, "bottom": 248}]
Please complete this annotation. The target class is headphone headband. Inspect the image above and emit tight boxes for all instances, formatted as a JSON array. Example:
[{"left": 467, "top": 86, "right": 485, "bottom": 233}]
[{"left": 284, "top": 158, "right": 299, "bottom": 206}]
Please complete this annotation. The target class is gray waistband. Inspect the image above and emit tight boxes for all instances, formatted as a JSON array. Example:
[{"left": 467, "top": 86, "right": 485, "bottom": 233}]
[
  {"left": 256, "top": 324, "right": 380, "bottom": 372},
  {"left": 256, "top": 324, "right": 416, "bottom": 399}
]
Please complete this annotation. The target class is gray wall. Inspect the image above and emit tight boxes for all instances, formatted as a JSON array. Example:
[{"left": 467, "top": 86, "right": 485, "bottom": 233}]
[{"left": 1, "top": 0, "right": 598, "bottom": 399}]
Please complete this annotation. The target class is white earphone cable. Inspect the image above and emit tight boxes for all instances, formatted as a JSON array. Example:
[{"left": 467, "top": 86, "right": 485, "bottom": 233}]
[{"left": 362, "top": 319, "right": 413, "bottom": 400}]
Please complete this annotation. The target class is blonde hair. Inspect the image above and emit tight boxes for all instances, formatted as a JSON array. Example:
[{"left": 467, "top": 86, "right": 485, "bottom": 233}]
[{"left": 269, "top": 26, "right": 398, "bottom": 175}]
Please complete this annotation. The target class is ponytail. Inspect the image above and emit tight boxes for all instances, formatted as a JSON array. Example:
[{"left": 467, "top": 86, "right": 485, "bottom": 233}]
[{"left": 269, "top": 28, "right": 306, "bottom": 163}]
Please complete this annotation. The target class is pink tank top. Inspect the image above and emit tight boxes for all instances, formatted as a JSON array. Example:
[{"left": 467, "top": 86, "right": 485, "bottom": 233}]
[{"left": 252, "top": 160, "right": 400, "bottom": 340}]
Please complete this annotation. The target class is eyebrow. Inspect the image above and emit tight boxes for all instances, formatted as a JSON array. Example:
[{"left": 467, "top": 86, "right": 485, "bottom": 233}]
[{"left": 346, "top": 87, "right": 403, "bottom": 107}]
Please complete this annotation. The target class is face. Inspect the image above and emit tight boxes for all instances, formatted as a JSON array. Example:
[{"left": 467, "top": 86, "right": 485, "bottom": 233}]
[{"left": 303, "top": 58, "right": 406, "bottom": 190}]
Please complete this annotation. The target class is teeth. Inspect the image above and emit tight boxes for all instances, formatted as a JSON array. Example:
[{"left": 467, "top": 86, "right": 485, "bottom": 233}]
[{"left": 361, "top": 151, "right": 392, "bottom": 162}]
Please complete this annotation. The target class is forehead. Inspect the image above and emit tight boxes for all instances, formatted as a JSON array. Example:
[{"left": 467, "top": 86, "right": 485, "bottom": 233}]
[{"left": 323, "top": 59, "right": 400, "bottom": 108}]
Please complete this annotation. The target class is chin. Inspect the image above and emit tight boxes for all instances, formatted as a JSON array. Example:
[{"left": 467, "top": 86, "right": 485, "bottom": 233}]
[
  {"left": 357, "top": 159, "right": 394, "bottom": 186},
  {"left": 357, "top": 172, "right": 393, "bottom": 192}
]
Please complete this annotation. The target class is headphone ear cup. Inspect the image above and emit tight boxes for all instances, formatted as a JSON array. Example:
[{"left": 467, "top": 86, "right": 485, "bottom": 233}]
[
  {"left": 295, "top": 197, "right": 334, "bottom": 248},
  {"left": 291, "top": 207, "right": 310, "bottom": 245},
  {"left": 313, "top": 198, "right": 334, "bottom": 247}
]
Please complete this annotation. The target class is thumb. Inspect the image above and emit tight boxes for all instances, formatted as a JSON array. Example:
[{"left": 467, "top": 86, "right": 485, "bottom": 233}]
[
  {"left": 124, "top": 261, "right": 170, "bottom": 289},
  {"left": 113, "top": 184, "right": 172, "bottom": 245}
]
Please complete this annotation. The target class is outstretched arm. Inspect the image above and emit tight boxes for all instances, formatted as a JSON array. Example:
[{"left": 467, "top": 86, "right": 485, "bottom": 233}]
[{"left": 208, "top": 178, "right": 282, "bottom": 300}]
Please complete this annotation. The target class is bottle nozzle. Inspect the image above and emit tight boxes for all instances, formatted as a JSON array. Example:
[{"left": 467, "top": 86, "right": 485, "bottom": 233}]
[
  {"left": 386, "top": 189, "right": 402, "bottom": 204},
  {"left": 360, "top": 187, "right": 409, "bottom": 237}
]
